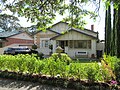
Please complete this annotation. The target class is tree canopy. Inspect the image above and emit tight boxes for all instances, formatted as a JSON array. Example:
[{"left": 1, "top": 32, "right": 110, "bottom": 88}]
[
  {"left": 104, "top": 0, "right": 120, "bottom": 57},
  {"left": 0, "top": 14, "right": 21, "bottom": 32},
  {"left": 0, "top": 0, "right": 99, "bottom": 30}
]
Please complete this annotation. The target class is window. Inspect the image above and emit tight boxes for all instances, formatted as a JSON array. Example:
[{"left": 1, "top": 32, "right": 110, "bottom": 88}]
[
  {"left": 45, "top": 40, "right": 49, "bottom": 47},
  {"left": 69, "top": 40, "right": 91, "bottom": 49},
  {"left": 41, "top": 40, "right": 49, "bottom": 47},
  {"left": 74, "top": 40, "right": 87, "bottom": 48}
]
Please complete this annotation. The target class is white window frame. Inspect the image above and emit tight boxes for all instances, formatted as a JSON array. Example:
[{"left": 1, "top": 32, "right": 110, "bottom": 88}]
[{"left": 40, "top": 38, "right": 50, "bottom": 48}]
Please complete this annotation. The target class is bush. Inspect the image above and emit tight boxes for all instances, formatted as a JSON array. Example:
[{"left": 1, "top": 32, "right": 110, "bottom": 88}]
[
  {"left": 114, "top": 61, "right": 120, "bottom": 82},
  {"left": 102, "top": 55, "right": 120, "bottom": 81},
  {"left": 37, "top": 52, "right": 44, "bottom": 59},
  {"left": 68, "top": 63, "right": 86, "bottom": 79},
  {"left": 50, "top": 53, "right": 72, "bottom": 65},
  {"left": 2, "top": 53, "right": 120, "bottom": 84},
  {"left": 32, "top": 44, "right": 37, "bottom": 50}
]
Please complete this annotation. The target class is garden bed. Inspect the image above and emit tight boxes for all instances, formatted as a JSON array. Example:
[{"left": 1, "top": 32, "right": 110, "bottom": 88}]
[{"left": 0, "top": 70, "right": 111, "bottom": 90}]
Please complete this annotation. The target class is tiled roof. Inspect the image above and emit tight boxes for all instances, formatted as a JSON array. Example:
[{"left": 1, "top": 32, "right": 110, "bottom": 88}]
[{"left": 0, "top": 31, "right": 23, "bottom": 38}]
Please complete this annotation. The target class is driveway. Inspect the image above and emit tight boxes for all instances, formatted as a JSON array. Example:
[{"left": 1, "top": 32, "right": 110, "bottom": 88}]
[{"left": 0, "top": 78, "right": 73, "bottom": 90}]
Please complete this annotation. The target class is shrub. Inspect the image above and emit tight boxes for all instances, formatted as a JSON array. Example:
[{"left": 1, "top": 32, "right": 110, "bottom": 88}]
[
  {"left": 103, "top": 54, "right": 118, "bottom": 70},
  {"left": 1, "top": 53, "right": 120, "bottom": 84},
  {"left": 68, "top": 63, "right": 86, "bottom": 79},
  {"left": 32, "top": 44, "right": 37, "bottom": 50},
  {"left": 85, "top": 65, "right": 97, "bottom": 82},
  {"left": 36, "top": 61, "right": 44, "bottom": 74},
  {"left": 37, "top": 52, "right": 44, "bottom": 59},
  {"left": 100, "top": 60, "right": 113, "bottom": 81},
  {"left": 50, "top": 53, "right": 72, "bottom": 65},
  {"left": 42, "top": 58, "right": 67, "bottom": 77},
  {"left": 102, "top": 55, "right": 120, "bottom": 81},
  {"left": 114, "top": 61, "right": 120, "bottom": 82},
  {"left": 42, "top": 58, "right": 58, "bottom": 76}
]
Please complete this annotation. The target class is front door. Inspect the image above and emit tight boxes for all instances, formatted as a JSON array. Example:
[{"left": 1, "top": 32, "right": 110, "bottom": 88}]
[{"left": 59, "top": 41, "right": 65, "bottom": 52}]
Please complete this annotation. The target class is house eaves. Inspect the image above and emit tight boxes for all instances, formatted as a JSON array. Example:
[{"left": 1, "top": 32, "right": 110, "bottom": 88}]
[
  {"left": 0, "top": 31, "right": 23, "bottom": 38},
  {"left": 34, "top": 28, "right": 60, "bottom": 35},
  {"left": 50, "top": 28, "right": 98, "bottom": 40},
  {"left": 84, "top": 28, "right": 98, "bottom": 34}
]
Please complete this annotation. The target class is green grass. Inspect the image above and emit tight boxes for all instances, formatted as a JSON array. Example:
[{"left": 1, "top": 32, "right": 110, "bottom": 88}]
[{"left": 72, "top": 58, "right": 99, "bottom": 63}]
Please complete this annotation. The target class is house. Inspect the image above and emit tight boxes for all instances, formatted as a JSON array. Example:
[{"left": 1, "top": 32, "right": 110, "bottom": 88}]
[
  {"left": 0, "top": 30, "right": 34, "bottom": 54},
  {"left": 34, "top": 21, "right": 102, "bottom": 58}
]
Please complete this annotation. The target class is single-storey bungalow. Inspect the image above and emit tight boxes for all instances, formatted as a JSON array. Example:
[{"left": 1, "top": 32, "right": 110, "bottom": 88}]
[{"left": 34, "top": 21, "right": 103, "bottom": 58}]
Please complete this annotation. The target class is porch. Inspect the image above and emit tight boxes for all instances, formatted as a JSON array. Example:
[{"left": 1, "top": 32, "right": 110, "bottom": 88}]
[{"left": 52, "top": 40, "right": 96, "bottom": 58}]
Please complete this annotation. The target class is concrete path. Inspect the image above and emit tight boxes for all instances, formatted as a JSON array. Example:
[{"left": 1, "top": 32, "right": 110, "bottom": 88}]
[{"left": 0, "top": 78, "right": 73, "bottom": 90}]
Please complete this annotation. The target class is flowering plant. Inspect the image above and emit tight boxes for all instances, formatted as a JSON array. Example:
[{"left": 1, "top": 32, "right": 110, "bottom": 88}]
[{"left": 110, "top": 80, "right": 118, "bottom": 90}]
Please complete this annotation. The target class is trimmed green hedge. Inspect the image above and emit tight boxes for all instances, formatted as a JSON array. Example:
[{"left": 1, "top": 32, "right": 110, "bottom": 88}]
[{"left": 0, "top": 54, "right": 119, "bottom": 89}]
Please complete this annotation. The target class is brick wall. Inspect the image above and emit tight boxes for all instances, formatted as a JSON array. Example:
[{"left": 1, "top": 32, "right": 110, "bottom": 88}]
[
  {"left": 35, "top": 33, "right": 57, "bottom": 48},
  {"left": 5, "top": 38, "right": 34, "bottom": 46}
]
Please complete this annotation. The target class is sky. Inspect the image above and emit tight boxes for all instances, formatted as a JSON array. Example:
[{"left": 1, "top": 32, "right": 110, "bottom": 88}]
[{"left": 1, "top": 0, "right": 105, "bottom": 40}]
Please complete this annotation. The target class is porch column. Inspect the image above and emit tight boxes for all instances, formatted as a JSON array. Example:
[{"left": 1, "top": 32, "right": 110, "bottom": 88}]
[
  {"left": 91, "top": 40, "right": 96, "bottom": 57},
  {"left": 52, "top": 40, "right": 56, "bottom": 53}
]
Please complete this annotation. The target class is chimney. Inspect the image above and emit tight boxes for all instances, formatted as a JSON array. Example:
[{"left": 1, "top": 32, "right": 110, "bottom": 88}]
[{"left": 91, "top": 25, "right": 94, "bottom": 31}]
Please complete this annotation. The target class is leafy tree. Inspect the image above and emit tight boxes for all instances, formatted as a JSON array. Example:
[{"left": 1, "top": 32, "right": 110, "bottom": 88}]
[
  {"left": 110, "top": 9, "right": 116, "bottom": 56},
  {"left": 0, "top": 14, "right": 21, "bottom": 32},
  {"left": 63, "top": 1, "right": 97, "bottom": 29},
  {"left": 105, "top": 5, "right": 111, "bottom": 55},
  {"left": 116, "top": 5, "right": 120, "bottom": 57},
  {"left": 0, "top": 0, "right": 98, "bottom": 30},
  {"left": 103, "top": 0, "right": 120, "bottom": 58},
  {"left": 26, "top": 25, "right": 37, "bottom": 35}
]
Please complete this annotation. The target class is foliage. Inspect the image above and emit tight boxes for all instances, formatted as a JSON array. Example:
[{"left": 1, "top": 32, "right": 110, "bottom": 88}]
[
  {"left": 1, "top": 54, "right": 120, "bottom": 83},
  {"left": 0, "top": 0, "right": 98, "bottom": 30},
  {"left": 49, "top": 44, "right": 53, "bottom": 50},
  {"left": 50, "top": 53, "right": 72, "bottom": 65},
  {"left": 114, "top": 61, "right": 120, "bottom": 82},
  {"left": 104, "top": 0, "right": 120, "bottom": 57},
  {"left": 0, "top": 70, "right": 112, "bottom": 90},
  {"left": 32, "top": 44, "right": 37, "bottom": 50},
  {"left": 103, "top": 54, "right": 118, "bottom": 70},
  {"left": 36, "top": 52, "right": 44, "bottom": 59},
  {"left": 68, "top": 63, "right": 86, "bottom": 79},
  {"left": 103, "top": 0, "right": 120, "bottom": 9},
  {"left": 102, "top": 55, "right": 120, "bottom": 82},
  {"left": 105, "top": 5, "right": 111, "bottom": 55},
  {"left": 0, "top": 14, "right": 21, "bottom": 32},
  {"left": 85, "top": 62, "right": 102, "bottom": 82}
]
